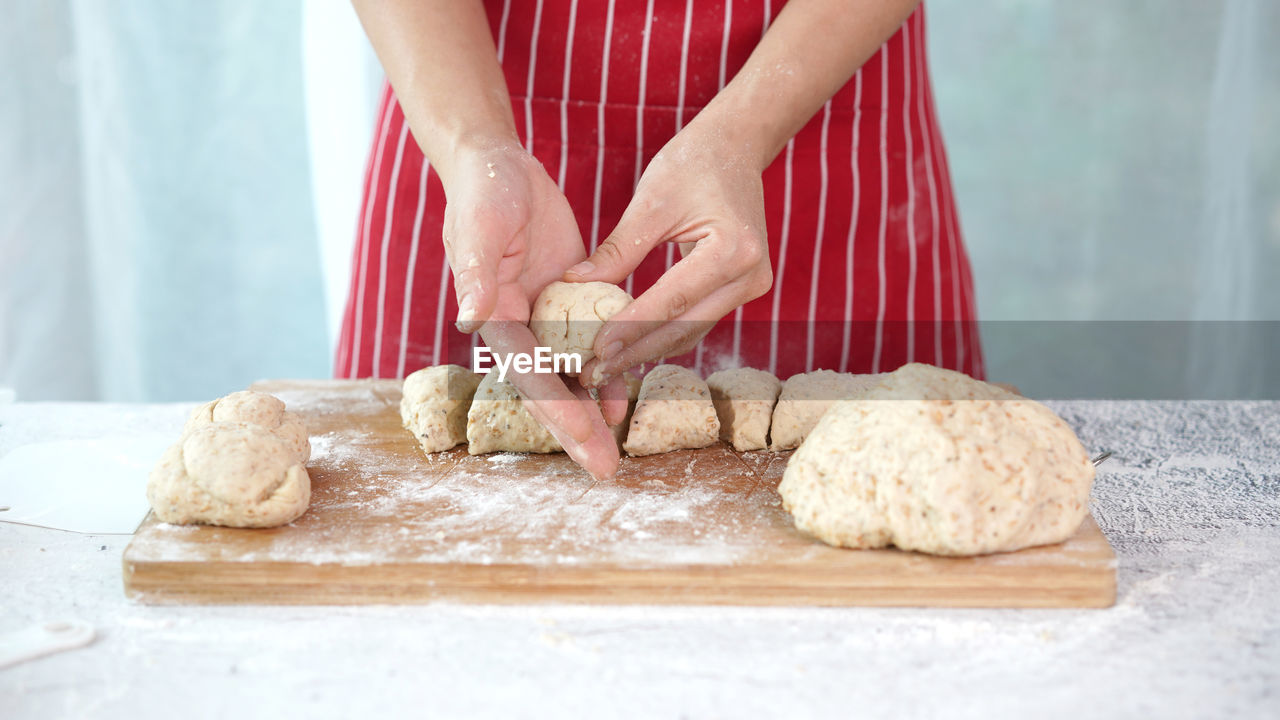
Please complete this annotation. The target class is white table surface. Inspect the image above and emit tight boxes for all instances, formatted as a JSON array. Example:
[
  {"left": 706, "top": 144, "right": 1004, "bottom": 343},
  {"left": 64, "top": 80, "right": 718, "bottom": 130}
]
[{"left": 2, "top": 400, "right": 1278, "bottom": 719}]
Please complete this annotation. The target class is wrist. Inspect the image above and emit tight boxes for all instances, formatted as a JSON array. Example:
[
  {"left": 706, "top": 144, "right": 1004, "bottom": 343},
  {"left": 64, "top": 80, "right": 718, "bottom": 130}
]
[
  {"left": 429, "top": 126, "right": 523, "bottom": 196},
  {"left": 683, "top": 96, "right": 786, "bottom": 174},
  {"left": 673, "top": 107, "right": 774, "bottom": 177},
  {"left": 696, "top": 62, "right": 811, "bottom": 172}
]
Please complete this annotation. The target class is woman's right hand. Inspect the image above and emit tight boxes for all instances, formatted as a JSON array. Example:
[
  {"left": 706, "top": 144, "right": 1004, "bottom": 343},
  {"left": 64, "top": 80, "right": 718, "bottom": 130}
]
[
  {"left": 437, "top": 142, "right": 627, "bottom": 480},
  {"left": 351, "top": 1, "right": 624, "bottom": 476}
]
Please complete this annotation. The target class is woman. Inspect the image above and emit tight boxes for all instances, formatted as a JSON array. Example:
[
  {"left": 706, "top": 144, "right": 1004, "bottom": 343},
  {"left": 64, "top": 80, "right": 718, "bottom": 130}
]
[{"left": 338, "top": 0, "right": 983, "bottom": 478}]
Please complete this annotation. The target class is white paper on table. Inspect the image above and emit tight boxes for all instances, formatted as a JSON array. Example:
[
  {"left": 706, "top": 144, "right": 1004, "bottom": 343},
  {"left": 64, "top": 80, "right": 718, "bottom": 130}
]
[{"left": 0, "top": 435, "right": 173, "bottom": 534}]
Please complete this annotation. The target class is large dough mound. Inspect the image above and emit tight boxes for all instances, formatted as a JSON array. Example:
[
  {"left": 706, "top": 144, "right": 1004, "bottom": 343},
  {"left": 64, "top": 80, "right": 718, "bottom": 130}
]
[
  {"left": 707, "top": 367, "right": 782, "bottom": 451},
  {"left": 623, "top": 365, "right": 720, "bottom": 457},
  {"left": 400, "top": 364, "right": 483, "bottom": 453},
  {"left": 778, "top": 363, "right": 1095, "bottom": 556},
  {"left": 184, "top": 390, "right": 310, "bottom": 464},
  {"left": 769, "top": 370, "right": 885, "bottom": 450},
  {"left": 529, "top": 280, "right": 632, "bottom": 369},
  {"left": 147, "top": 421, "right": 311, "bottom": 528},
  {"left": 466, "top": 371, "right": 563, "bottom": 455}
]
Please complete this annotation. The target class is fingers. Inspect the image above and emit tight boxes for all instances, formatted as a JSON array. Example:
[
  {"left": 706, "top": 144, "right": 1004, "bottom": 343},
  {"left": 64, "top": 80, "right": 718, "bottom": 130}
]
[
  {"left": 591, "top": 240, "right": 745, "bottom": 365},
  {"left": 443, "top": 212, "right": 504, "bottom": 333},
  {"left": 597, "top": 376, "right": 630, "bottom": 427},
  {"left": 563, "top": 199, "right": 663, "bottom": 284},
  {"left": 522, "top": 380, "right": 618, "bottom": 480},
  {"left": 562, "top": 382, "right": 621, "bottom": 480},
  {"left": 526, "top": 390, "right": 620, "bottom": 481},
  {"left": 590, "top": 315, "right": 715, "bottom": 383},
  {"left": 582, "top": 283, "right": 743, "bottom": 386},
  {"left": 480, "top": 320, "right": 619, "bottom": 479},
  {"left": 454, "top": 266, "right": 498, "bottom": 334},
  {"left": 481, "top": 320, "right": 594, "bottom": 443}
]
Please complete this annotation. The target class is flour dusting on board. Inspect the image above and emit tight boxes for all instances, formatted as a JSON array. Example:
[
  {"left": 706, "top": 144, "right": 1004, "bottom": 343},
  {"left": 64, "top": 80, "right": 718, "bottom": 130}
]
[
  {"left": 129, "top": 382, "right": 776, "bottom": 568},
  {"left": 125, "top": 385, "right": 1159, "bottom": 585}
]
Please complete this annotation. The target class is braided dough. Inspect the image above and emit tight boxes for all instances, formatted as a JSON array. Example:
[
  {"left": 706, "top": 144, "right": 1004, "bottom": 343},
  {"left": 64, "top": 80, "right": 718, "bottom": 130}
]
[
  {"left": 184, "top": 390, "right": 310, "bottom": 464},
  {"left": 147, "top": 391, "right": 311, "bottom": 528}
]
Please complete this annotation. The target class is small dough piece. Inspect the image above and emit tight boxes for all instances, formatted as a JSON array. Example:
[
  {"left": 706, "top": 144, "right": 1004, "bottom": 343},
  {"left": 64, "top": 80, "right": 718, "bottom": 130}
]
[
  {"left": 623, "top": 365, "right": 720, "bottom": 457},
  {"left": 400, "top": 365, "right": 483, "bottom": 453},
  {"left": 466, "top": 371, "right": 563, "bottom": 455},
  {"left": 707, "top": 368, "right": 782, "bottom": 451},
  {"left": 778, "top": 363, "right": 1095, "bottom": 556},
  {"left": 147, "top": 422, "right": 311, "bottom": 528},
  {"left": 608, "top": 372, "right": 643, "bottom": 450},
  {"left": 529, "top": 281, "right": 632, "bottom": 370},
  {"left": 769, "top": 370, "right": 885, "bottom": 451},
  {"left": 184, "top": 390, "right": 310, "bottom": 465}
]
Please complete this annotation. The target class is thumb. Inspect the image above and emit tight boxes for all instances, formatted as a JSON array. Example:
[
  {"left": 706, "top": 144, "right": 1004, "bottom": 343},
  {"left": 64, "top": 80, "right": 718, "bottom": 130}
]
[
  {"left": 445, "top": 231, "right": 500, "bottom": 335},
  {"left": 563, "top": 201, "right": 663, "bottom": 284}
]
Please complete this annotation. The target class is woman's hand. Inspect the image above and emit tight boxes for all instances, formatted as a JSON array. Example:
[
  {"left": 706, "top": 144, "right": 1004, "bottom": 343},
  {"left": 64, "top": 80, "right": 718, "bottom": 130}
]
[
  {"left": 565, "top": 128, "right": 774, "bottom": 386},
  {"left": 355, "top": 0, "right": 919, "bottom": 476},
  {"left": 555, "top": 0, "right": 924, "bottom": 387},
  {"left": 441, "top": 143, "right": 627, "bottom": 479},
  {"left": 440, "top": 144, "right": 582, "bottom": 333}
]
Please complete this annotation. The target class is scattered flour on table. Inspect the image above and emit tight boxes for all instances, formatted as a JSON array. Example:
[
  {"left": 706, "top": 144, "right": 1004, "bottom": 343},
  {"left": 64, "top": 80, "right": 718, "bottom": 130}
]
[
  {"left": 486, "top": 453, "right": 525, "bottom": 466},
  {"left": 134, "top": 425, "right": 769, "bottom": 567},
  {"left": 132, "top": 396, "right": 1280, "bottom": 609},
  {"left": 15, "top": 399, "right": 1280, "bottom": 719}
]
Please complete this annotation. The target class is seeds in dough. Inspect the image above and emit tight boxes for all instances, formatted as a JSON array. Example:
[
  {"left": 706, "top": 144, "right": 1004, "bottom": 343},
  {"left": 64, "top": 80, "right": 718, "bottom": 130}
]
[
  {"left": 184, "top": 390, "right": 310, "bottom": 465},
  {"left": 400, "top": 364, "right": 483, "bottom": 454},
  {"left": 623, "top": 364, "right": 720, "bottom": 457},
  {"left": 777, "top": 363, "right": 1095, "bottom": 556},
  {"left": 148, "top": 391, "right": 312, "bottom": 528},
  {"left": 706, "top": 367, "right": 782, "bottom": 451},
  {"left": 769, "top": 370, "right": 886, "bottom": 451},
  {"left": 466, "top": 371, "right": 563, "bottom": 455}
]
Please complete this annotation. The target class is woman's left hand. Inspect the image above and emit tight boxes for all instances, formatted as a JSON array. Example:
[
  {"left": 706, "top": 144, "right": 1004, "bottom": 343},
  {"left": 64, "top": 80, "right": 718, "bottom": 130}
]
[{"left": 564, "top": 127, "right": 774, "bottom": 386}]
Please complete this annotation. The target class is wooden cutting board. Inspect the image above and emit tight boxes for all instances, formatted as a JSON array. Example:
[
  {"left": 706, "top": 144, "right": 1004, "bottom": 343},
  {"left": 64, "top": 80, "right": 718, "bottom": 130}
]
[{"left": 122, "top": 379, "right": 1117, "bottom": 607}]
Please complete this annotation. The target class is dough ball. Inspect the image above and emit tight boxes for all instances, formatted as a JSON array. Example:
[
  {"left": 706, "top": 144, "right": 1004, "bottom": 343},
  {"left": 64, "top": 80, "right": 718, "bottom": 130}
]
[
  {"left": 400, "top": 364, "right": 483, "bottom": 453},
  {"left": 707, "top": 368, "right": 782, "bottom": 451},
  {"left": 769, "top": 370, "right": 885, "bottom": 451},
  {"left": 529, "top": 280, "right": 632, "bottom": 369},
  {"left": 466, "top": 371, "right": 563, "bottom": 455},
  {"left": 778, "top": 363, "right": 1095, "bottom": 556},
  {"left": 147, "top": 422, "right": 310, "bottom": 528},
  {"left": 185, "top": 390, "right": 310, "bottom": 465},
  {"left": 623, "top": 365, "right": 720, "bottom": 457}
]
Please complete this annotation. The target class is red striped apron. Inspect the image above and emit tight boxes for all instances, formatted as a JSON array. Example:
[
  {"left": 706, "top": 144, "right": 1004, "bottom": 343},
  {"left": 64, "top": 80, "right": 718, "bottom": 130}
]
[{"left": 335, "top": 0, "right": 984, "bottom": 381}]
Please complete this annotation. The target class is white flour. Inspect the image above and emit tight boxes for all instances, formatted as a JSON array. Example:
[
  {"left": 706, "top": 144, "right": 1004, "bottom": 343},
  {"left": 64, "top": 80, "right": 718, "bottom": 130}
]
[
  {"left": 128, "top": 388, "right": 773, "bottom": 568},
  {"left": 5, "top": 398, "right": 1280, "bottom": 718}
]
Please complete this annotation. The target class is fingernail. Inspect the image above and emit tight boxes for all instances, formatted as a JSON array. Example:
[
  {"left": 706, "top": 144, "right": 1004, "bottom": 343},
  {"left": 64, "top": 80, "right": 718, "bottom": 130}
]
[
  {"left": 600, "top": 341, "right": 622, "bottom": 360},
  {"left": 566, "top": 261, "right": 595, "bottom": 277},
  {"left": 589, "top": 365, "right": 610, "bottom": 388},
  {"left": 455, "top": 293, "right": 476, "bottom": 332}
]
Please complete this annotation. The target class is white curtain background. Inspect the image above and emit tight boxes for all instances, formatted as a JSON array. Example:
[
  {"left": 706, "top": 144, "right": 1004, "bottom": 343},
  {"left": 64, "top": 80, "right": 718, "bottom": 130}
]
[
  {"left": 1, "top": 0, "right": 380, "bottom": 401},
  {"left": 928, "top": 0, "right": 1279, "bottom": 398},
  {"left": 1, "top": 0, "right": 1276, "bottom": 401}
]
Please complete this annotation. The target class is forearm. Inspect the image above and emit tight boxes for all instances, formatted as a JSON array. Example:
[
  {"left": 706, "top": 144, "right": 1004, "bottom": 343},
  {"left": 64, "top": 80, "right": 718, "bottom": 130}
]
[
  {"left": 688, "top": 0, "right": 921, "bottom": 171},
  {"left": 351, "top": 0, "right": 518, "bottom": 187}
]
